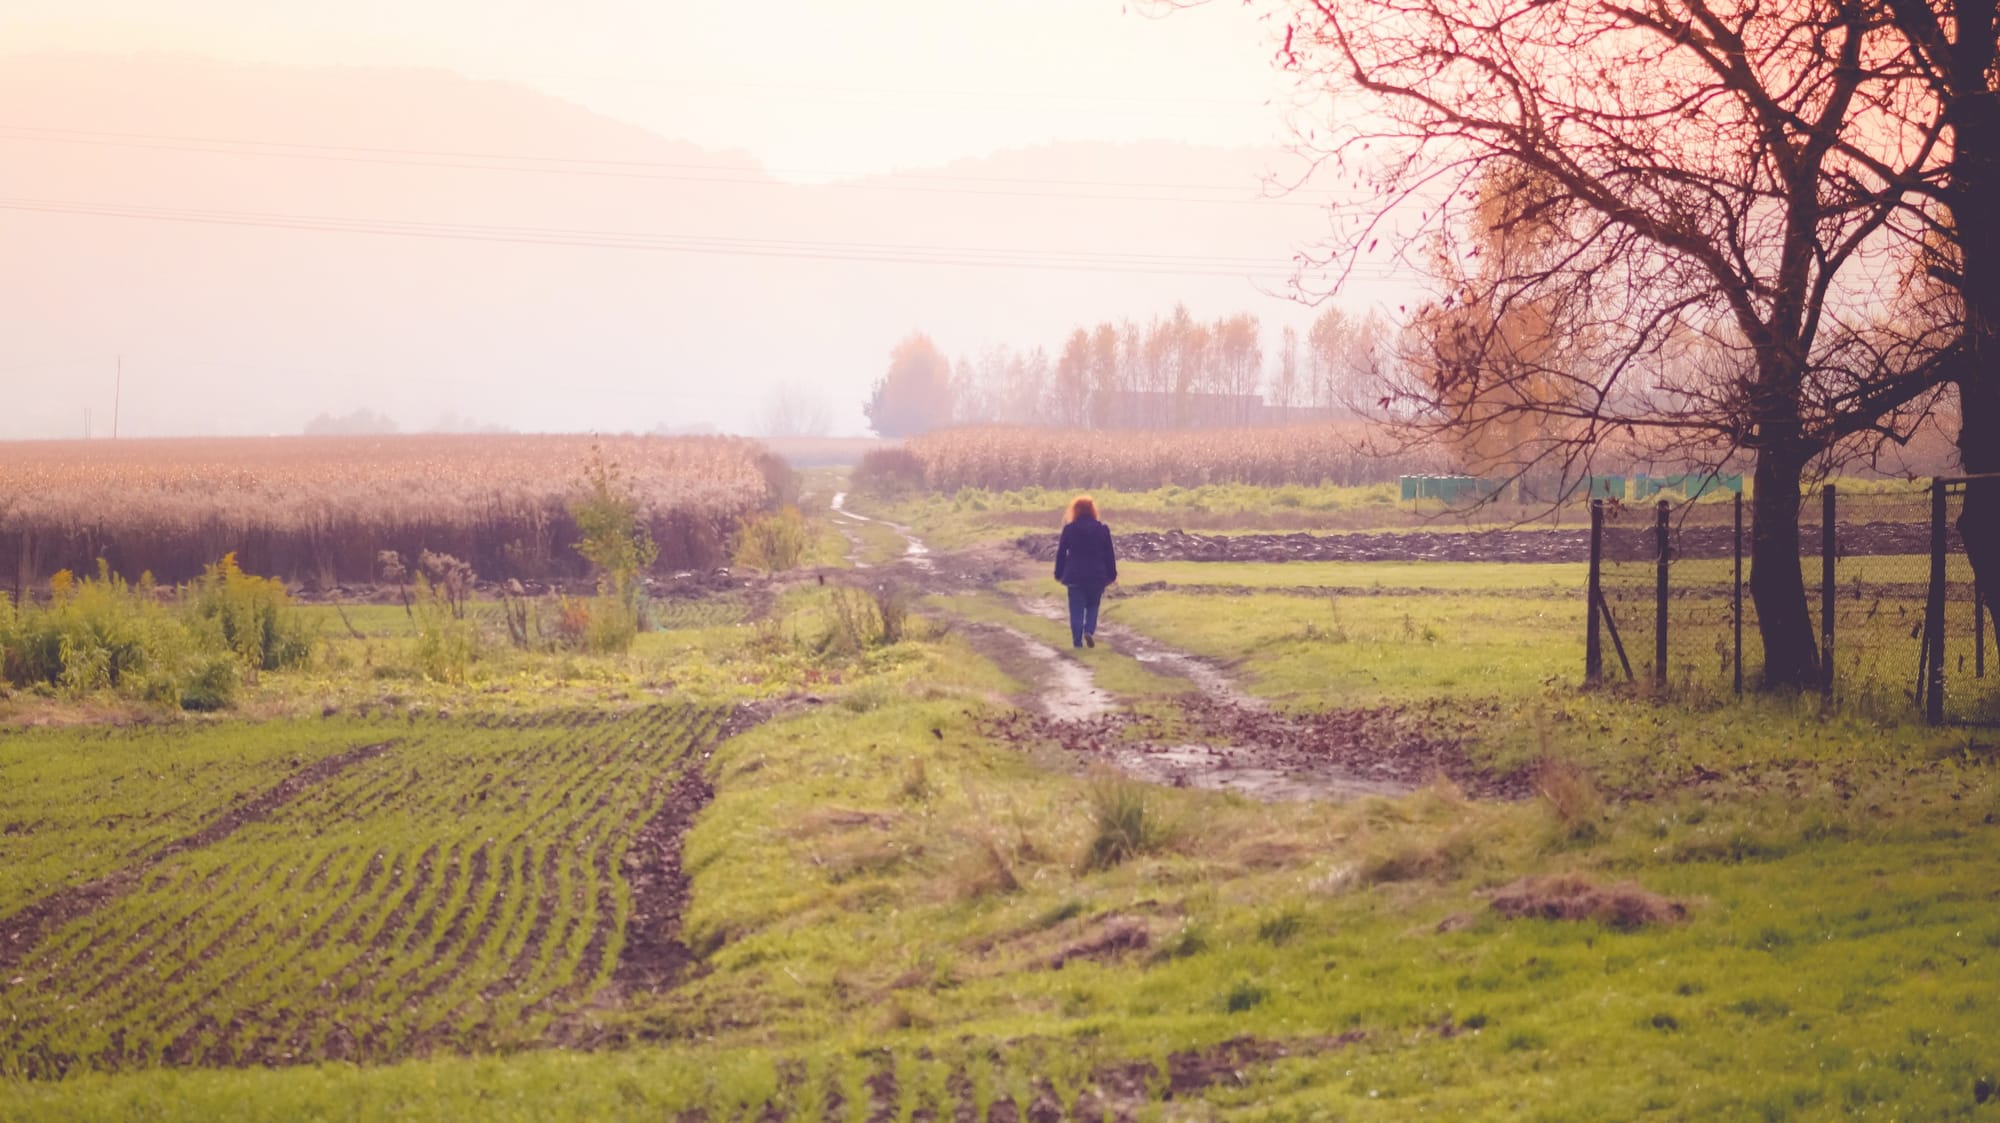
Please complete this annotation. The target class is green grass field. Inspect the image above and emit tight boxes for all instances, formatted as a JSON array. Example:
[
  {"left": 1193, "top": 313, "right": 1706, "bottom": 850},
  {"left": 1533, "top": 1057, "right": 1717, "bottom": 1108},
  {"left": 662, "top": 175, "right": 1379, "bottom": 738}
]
[{"left": 4, "top": 481, "right": 1999, "bottom": 1120}]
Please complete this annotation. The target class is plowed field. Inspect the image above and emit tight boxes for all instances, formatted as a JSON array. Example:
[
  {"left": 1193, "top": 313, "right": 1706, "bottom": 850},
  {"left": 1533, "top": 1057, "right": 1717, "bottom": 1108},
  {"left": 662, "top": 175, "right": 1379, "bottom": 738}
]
[{"left": 0, "top": 704, "right": 725, "bottom": 1077}]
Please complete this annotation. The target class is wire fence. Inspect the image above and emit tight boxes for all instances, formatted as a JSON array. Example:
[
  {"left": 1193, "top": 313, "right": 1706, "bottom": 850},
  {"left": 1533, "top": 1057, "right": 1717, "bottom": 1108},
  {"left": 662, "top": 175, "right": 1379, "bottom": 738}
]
[{"left": 1585, "top": 480, "right": 1996, "bottom": 724}]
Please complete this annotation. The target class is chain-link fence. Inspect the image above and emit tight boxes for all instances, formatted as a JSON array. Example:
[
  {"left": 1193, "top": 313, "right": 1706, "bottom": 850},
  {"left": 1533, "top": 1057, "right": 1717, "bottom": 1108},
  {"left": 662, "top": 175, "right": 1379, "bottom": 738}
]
[
  {"left": 1591, "top": 494, "right": 1746, "bottom": 695},
  {"left": 1585, "top": 480, "right": 1997, "bottom": 723},
  {"left": 1922, "top": 480, "right": 1997, "bottom": 725}
]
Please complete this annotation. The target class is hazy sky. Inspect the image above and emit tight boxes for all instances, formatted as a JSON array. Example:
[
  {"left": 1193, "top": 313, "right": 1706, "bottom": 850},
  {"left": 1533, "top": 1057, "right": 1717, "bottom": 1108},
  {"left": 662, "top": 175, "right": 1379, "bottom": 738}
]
[
  {"left": 0, "top": 3, "right": 1411, "bottom": 439},
  {"left": 10, "top": 1, "right": 1286, "bottom": 176}
]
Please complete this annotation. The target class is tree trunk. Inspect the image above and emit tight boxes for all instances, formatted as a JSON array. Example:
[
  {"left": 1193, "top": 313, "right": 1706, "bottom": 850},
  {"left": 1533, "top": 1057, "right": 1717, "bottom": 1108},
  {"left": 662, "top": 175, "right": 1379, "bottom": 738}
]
[
  {"left": 1947, "top": 33, "right": 2000, "bottom": 638},
  {"left": 1748, "top": 453, "right": 1821, "bottom": 689}
]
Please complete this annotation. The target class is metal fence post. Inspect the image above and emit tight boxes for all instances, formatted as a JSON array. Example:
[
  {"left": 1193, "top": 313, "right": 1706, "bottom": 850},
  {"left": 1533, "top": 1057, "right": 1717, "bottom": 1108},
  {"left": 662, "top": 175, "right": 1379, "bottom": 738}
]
[
  {"left": 1927, "top": 481, "right": 1948, "bottom": 725},
  {"left": 1822, "top": 484, "right": 1836, "bottom": 700},
  {"left": 1587, "top": 499, "right": 1604, "bottom": 684},
  {"left": 1733, "top": 491, "right": 1744, "bottom": 696},
  {"left": 1655, "top": 499, "right": 1670, "bottom": 688}
]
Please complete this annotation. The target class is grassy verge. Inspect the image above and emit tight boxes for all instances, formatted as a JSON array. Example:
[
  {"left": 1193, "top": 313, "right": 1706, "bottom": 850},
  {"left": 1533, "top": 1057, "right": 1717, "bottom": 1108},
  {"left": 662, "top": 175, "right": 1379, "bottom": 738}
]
[
  {"left": 13, "top": 649, "right": 2000, "bottom": 1118},
  {"left": 8, "top": 527, "right": 2000, "bottom": 1117}
]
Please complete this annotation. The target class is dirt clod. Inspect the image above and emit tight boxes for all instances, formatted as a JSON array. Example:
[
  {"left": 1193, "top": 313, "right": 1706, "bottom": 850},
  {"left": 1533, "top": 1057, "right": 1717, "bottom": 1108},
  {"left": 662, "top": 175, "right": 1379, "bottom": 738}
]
[{"left": 1049, "top": 916, "right": 1151, "bottom": 969}]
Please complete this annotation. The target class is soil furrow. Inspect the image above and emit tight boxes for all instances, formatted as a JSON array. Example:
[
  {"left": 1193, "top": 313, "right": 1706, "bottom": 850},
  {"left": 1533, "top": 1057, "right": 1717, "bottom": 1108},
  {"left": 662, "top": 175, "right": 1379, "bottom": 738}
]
[{"left": 0, "top": 740, "right": 395, "bottom": 972}]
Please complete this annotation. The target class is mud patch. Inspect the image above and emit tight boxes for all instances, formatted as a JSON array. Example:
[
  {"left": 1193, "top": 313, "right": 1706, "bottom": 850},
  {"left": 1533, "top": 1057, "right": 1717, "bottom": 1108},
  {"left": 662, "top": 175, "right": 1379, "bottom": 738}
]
[
  {"left": 1011, "top": 596, "right": 1261, "bottom": 710},
  {"left": 0, "top": 740, "right": 395, "bottom": 972},
  {"left": 1489, "top": 873, "right": 1688, "bottom": 928},
  {"left": 946, "top": 618, "right": 1117, "bottom": 722},
  {"left": 981, "top": 697, "right": 1526, "bottom": 802}
]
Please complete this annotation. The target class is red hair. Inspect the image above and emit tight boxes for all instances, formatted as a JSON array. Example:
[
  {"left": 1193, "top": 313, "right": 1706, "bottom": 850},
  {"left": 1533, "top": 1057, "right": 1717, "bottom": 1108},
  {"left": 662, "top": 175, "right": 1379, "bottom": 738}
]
[{"left": 1064, "top": 494, "right": 1098, "bottom": 524}]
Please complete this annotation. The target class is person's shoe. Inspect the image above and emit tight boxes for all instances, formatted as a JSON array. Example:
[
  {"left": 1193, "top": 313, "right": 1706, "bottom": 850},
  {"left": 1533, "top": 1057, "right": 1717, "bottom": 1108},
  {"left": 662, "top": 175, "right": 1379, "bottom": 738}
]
[{"left": 1084, "top": 632, "right": 1095, "bottom": 648}]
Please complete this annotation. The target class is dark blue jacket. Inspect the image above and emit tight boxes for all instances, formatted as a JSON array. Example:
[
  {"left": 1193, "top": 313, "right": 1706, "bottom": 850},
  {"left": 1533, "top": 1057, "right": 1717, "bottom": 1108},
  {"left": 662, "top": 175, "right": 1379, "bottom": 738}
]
[{"left": 1054, "top": 517, "right": 1117, "bottom": 588}]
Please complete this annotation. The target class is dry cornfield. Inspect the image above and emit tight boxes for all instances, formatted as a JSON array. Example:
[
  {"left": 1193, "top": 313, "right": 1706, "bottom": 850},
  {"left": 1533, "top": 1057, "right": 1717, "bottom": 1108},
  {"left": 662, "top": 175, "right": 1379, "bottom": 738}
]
[
  {"left": 892, "top": 423, "right": 1440, "bottom": 492},
  {"left": 0, "top": 434, "right": 789, "bottom": 593}
]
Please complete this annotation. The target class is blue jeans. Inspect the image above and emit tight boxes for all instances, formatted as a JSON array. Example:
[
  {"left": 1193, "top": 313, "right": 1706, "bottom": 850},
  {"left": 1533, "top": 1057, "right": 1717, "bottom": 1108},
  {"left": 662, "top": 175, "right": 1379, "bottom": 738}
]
[{"left": 1067, "top": 584, "right": 1105, "bottom": 647}]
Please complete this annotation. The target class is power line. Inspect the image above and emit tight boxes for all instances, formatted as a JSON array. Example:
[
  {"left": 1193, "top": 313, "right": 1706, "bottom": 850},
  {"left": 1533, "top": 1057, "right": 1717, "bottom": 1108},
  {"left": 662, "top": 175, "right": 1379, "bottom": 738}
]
[
  {"left": 503, "top": 74, "right": 1257, "bottom": 107},
  {"left": 0, "top": 195, "right": 1397, "bottom": 280},
  {"left": 0, "top": 124, "right": 1328, "bottom": 208}
]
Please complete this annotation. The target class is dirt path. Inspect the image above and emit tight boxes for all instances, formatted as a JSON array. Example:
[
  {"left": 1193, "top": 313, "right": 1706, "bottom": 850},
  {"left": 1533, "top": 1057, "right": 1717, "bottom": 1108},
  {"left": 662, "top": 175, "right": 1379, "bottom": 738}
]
[
  {"left": 829, "top": 492, "right": 932, "bottom": 570},
  {"left": 1009, "top": 594, "right": 1267, "bottom": 713},
  {"left": 828, "top": 493, "right": 1450, "bottom": 802}
]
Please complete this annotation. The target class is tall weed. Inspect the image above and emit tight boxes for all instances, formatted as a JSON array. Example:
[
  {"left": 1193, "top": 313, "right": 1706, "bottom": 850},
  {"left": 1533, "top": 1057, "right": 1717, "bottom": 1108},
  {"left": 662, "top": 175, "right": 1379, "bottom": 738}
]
[
  {"left": 734, "top": 506, "right": 814, "bottom": 572},
  {"left": 183, "top": 552, "right": 316, "bottom": 671}
]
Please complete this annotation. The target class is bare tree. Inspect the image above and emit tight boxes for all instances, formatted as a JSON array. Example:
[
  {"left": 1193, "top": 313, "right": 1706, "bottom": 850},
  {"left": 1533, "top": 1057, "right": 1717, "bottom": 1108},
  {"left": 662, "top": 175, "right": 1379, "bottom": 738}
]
[
  {"left": 758, "top": 381, "right": 832, "bottom": 438},
  {"left": 1271, "top": 324, "right": 1304, "bottom": 411},
  {"left": 1089, "top": 322, "right": 1123, "bottom": 429},
  {"left": 1873, "top": 0, "right": 2000, "bottom": 615},
  {"left": 1203, "top": 0, "right": 1951, "bottom": 688}
]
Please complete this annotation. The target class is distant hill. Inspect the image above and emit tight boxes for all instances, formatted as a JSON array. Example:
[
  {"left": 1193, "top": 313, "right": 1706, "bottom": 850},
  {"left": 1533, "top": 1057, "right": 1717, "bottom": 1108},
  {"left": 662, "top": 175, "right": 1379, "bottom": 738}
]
[{"left": 0, "top": 53, "right": 1348, "bottom": 439}]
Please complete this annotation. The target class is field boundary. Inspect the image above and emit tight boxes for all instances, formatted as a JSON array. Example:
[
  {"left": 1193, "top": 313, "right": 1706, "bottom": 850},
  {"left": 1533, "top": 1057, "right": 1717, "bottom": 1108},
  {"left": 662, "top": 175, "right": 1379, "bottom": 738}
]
[{"left": 610, "top": 700, "right": 795, "bottom": 997}]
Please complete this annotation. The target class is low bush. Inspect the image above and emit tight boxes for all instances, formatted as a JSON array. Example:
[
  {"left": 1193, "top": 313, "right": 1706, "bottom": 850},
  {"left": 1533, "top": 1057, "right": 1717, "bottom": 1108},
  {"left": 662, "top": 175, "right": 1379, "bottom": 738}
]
[
  {"left": 733, "top": 506, "right": 814, "bottom": 572},
  {"left": 183, "top": 553, "right": 316, "bottom": 671},
  {"left": 0, "top": 560, "right": 290, "bottom": 709},
  {"left": 853, "top": 446, "right": 926, "bottom": 494}
]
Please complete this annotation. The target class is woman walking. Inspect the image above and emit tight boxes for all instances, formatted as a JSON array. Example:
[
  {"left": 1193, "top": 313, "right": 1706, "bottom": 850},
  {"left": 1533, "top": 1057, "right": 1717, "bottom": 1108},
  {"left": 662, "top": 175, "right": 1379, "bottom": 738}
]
[{"left": 1053, "top": 494, "right": 1117, "bottom": 649}]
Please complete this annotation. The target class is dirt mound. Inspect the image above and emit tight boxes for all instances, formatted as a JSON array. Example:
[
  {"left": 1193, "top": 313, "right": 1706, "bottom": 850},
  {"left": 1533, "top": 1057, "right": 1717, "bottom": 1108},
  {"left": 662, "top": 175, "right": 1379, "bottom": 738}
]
[{"left": 1488, "top": 873, "right": 1688, "bottom": 928}]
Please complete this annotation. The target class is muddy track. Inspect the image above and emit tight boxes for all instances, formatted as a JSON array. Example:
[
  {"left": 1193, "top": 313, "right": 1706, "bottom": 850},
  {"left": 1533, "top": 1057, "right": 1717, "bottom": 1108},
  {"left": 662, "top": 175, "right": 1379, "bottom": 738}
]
[
  {"left": 0, "top": 740, "right": 396, "bottom": 973},
  {"left": 826, "top": 493, "right": 1502, "bottom": 803}
]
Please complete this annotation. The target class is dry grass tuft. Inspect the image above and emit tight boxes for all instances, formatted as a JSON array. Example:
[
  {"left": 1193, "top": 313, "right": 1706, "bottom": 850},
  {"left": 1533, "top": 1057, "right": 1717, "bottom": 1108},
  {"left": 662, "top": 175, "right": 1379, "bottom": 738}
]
[
  {"left": 1358, "top": 826, "right": 1478, "bottom": 885},
  {"left": 1534, "top": 759, "right": 1606, "bottom": 844},
  {"left": 1079, "top": 778, "right": 1180, "bottom": 872},
  {"left": 942, "top": 830, "right": 1023, "bottom": 901},
  {"left": 1488, "top": 873, "right": 1688, "bottom": 929}
]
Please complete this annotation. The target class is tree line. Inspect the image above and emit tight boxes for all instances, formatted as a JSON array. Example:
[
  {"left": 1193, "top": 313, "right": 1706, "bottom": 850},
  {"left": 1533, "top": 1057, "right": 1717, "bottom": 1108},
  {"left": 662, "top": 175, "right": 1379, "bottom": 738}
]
[{"left": 864, "top": 303, "right": 1394, "bottom": 436}]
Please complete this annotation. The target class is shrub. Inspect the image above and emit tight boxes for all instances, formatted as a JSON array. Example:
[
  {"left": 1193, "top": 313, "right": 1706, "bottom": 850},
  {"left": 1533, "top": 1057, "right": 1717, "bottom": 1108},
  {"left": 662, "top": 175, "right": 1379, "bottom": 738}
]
[
  {"left": 177, "top": 655, "right": 241, "bottom": 711},
  {"left": 582, "top": 595, "right": 640, "bottom": 654},
  {"left": 0, "top": 562, "right": 241, "bottom": 708},
  {"left": 410, "top": 575, "right": 480, "bottom": 684},
  {"left": 733, "top": 506, "right": 813, "bottom": 572},
  {"left": 871, "top": 582, "right": 911, "bottom": 645},
  {"left": 572, "top": 447, "right": 658, "bottom": 615},
  {"left": 183, "top": 553, "right": 316, "bottom": 671},
  {"left": 853, "top": 446, "right": 926, "bottom": 494}
]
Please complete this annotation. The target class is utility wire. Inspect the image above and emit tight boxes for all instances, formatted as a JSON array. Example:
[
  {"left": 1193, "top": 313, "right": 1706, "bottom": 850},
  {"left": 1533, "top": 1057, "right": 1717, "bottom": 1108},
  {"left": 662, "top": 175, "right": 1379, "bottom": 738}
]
[
  {"left": 0, "top": 125, "right": 1327, "bottom": 207},
  {"left": 0, "top": 195, "right": 1397, "bottom": 279}
]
